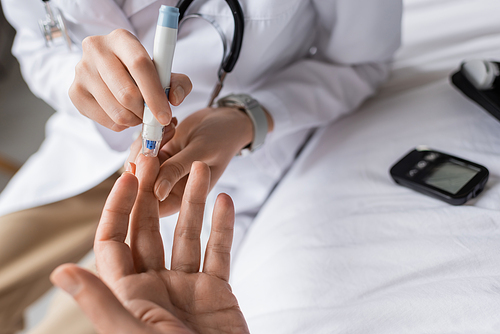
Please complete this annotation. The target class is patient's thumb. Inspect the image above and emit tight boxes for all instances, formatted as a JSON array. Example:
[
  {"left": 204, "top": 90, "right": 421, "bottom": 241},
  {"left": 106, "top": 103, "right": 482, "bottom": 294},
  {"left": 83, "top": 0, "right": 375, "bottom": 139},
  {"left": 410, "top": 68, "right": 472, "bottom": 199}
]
[
  {"left": 50, "top": 264, "right": 142, "bottom": 333},
  {"left": 50, "top": 264, "right": 83, "bottom": 296}
]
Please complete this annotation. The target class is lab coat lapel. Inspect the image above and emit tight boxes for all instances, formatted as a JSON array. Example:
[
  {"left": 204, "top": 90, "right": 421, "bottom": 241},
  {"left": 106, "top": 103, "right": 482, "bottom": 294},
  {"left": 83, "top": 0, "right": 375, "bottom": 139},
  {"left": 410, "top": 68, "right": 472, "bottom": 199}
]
[
  {"left": 53, "top": 0, "right": 135, "bottom": 37},
  {"left": 121, "top": 0, "right": 158, "bottom": 18}
]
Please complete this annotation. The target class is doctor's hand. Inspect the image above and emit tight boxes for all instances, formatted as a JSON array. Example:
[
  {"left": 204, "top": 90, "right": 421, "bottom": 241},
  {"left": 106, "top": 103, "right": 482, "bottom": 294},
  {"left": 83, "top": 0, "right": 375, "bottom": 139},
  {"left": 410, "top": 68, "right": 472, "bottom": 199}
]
[
  {"left": 69, "top": 29, "right": 192, "bottom": 132},
  {"left": 128, "top": 107, "right": 256, "bottom": 217},
  {"left": 50, "top": 156, "right": 249, "bottom": 334}
]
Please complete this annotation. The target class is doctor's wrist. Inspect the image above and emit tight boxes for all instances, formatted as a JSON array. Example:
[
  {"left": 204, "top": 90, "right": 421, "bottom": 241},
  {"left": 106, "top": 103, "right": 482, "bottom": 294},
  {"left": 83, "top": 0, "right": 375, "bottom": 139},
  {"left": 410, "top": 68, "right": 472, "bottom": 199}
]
[
  {"left": 213, "top": 106, "right": 254, "bottom": 151},
  {"left": 216, "top": 94, "right": 271, "bottom": 154}
]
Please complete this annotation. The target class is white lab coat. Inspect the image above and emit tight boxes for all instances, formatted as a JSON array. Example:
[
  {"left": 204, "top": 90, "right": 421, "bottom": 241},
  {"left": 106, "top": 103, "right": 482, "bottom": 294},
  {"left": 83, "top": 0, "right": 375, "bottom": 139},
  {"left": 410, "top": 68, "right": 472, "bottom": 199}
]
[{"left": 0, "top": 0, "right": 402, "bottom": 229}]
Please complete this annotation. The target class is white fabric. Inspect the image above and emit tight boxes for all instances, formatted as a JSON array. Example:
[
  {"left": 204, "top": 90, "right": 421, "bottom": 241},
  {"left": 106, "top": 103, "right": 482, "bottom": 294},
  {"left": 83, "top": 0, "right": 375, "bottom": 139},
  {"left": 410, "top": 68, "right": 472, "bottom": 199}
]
[
  {"left": 0, "top": 0, "right": 401, "bottom": 223},
  {"left": 230, "top": 0, "right": 500, "bottom": 332}
]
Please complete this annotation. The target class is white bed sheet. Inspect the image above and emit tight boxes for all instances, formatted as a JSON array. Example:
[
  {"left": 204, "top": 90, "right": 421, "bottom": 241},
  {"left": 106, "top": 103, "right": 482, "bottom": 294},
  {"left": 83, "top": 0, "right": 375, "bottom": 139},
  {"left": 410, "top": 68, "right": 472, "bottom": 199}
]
[{"left": 230, "top": 0, "right": 500, "bottom": 333}]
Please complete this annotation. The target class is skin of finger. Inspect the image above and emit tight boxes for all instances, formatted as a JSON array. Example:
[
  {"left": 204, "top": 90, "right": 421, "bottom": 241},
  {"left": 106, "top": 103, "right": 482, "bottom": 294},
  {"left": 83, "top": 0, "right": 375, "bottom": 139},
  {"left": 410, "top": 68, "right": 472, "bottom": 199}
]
[
  {"left": 69, "top": 79, "right": 128, "bottom": 132},
  {"left": 170, "top": 162, "right": 210, "bottom": 273},
  {"left": 87, "top": 70, "right": 142, "bottom": 128},
  {"left": 202, "top": 193, "right": 234, "bottom": 282},
  {"left": 95, "top": 52, "right": 145, "bottom": 119},
  {"left": 154, "top": 134, "right": 224, "bottom": 202},
  {"left": 158, "top": 176, "right": 186, "bottom": 217},
  {"left": 156, "top": 117, "right": 179, "bottom": 166},
  {"left": 155, "top": 148, "right": 228, "bottom": 215},
  {"left": 154, "top": 107, "right": 252, "bottom": 203},
  {"left": 153, "top": 152, "right": 192, "bottom": 202},
  {"left": 51, "top": 264, "right": 146, "bottom": 334},
  {"left": 126, "top": 136, "right": 142, "bottom": 166},
  {"left": 130, "top": 154, "right": 165, "bottom": 272},
  {"left": 83, "top": 33, "right": 144, "bottom": 127},
  {"left": 94, "top": 173, "right": 138, "bottom": 285},
  {"left": 107, "top": 29, "right": 172, "bottom": 125},
  {"left": 73, "top": 36, "right": 135, "bottom": 131},
  {"left": 168, "top": 74, "right": 193, "bottom": 106}
]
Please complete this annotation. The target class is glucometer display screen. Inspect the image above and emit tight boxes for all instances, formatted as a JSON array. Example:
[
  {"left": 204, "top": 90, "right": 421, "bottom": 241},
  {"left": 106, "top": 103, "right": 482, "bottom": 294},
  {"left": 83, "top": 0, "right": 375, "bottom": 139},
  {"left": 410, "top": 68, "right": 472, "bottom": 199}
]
[{"left": 423, "top": 161, "right": 480, "bottom": 194}]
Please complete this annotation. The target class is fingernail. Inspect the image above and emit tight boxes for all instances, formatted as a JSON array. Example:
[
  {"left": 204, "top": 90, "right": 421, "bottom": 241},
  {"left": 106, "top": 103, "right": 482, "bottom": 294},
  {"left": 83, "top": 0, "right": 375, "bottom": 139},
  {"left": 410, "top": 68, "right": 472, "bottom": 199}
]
[
  {"left": 173, "top": 86, "right": 185, "bottom": 105},
  {"left": 155, "top": 180, "right": 171, "bottom": 201},
  {"left": 51, "top": 268, "right": 81, "bottom": 296},
  {"left": 157, "top": 111, "right": 171, "bottom": 126},
  {"left": 126, "top": 162, "right": 136, "bottom": 175}
]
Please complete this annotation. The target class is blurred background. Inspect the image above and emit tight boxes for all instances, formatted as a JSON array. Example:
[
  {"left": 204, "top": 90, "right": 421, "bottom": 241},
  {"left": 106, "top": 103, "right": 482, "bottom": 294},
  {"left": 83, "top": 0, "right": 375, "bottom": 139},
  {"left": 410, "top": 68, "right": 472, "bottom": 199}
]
[
  {"left": 0, "top": 3, "right": 56, "bottom": 332},
  {"left": 0, "top": 3, "right": 55, "bottom": 192}
]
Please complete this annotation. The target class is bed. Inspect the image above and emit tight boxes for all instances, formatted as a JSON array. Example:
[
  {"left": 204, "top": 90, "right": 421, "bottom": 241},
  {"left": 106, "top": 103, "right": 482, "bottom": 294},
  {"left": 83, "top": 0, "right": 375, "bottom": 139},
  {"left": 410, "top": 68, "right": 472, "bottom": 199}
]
[{"left": 228, "top": 0, "right": 500, "bottom": 332}]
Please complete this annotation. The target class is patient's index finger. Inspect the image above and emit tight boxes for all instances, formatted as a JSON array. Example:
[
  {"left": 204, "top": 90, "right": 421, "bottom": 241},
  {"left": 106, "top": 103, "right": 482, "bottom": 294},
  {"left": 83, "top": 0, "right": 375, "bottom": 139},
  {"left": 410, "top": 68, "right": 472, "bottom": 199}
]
[
  {"left": 94, "top": 172, "right": 138, "bottom": 283},
  {"left": 130, "top": 154, "right": 165, "bottom": 272}
]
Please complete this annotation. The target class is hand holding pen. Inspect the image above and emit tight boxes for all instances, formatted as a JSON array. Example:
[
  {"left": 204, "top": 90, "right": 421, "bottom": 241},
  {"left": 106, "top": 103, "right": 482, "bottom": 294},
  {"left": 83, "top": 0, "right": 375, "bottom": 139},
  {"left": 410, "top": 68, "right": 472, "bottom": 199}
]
[
  {"left": 69, "top": 12, "right": 191, "bottom": 132},
  {"left": 70, "top": 5, "right": 271, "bottom": 218}
]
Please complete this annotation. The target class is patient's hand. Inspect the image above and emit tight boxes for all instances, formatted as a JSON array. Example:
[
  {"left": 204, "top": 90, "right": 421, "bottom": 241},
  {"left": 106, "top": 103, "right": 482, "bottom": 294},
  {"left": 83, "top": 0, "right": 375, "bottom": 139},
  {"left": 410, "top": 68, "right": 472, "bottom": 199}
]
[
  {"left": 50, "top": 155, "right": 249, "bottom": 334},
  {"left": 127, "top": 107, "right": 256, "bottom": 217}
]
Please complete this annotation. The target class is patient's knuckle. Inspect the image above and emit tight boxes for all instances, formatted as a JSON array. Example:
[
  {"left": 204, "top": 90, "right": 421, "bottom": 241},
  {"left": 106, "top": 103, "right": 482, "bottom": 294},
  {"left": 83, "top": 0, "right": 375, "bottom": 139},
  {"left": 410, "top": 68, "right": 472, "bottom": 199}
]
[
  {"left": 176, "top": 225, "right": 199, "bottom": 238},
  {"left": 207, "top": 242, "right": 231, "bottom": 255}
]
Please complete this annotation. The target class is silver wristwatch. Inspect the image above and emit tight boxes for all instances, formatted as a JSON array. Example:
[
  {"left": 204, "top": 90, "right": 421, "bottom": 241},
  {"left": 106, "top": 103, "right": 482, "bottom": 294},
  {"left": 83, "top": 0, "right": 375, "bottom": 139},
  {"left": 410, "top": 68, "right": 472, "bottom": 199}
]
[{"left": 217, "top": 94, "right": 268, "bottom": 153}]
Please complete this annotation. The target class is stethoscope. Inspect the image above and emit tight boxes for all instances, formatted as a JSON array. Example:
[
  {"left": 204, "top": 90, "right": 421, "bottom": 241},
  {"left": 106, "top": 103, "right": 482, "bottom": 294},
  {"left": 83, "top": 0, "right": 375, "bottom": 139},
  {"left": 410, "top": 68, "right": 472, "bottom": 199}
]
[
  {"left": 178, "top": 0, "right": 244, "bottom": 105},
  {"left": 39, "top": 0, "right": 245, "bottom": 106},
  {"left": 38, "top": 0, "right": 71, "bottom": 50}
]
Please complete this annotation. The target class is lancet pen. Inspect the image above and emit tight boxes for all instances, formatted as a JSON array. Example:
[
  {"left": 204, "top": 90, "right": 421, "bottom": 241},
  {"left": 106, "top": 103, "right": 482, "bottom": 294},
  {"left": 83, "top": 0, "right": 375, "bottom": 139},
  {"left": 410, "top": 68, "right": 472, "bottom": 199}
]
[{"left": 142, "top": 5, "right": 179, "bottom": 157}]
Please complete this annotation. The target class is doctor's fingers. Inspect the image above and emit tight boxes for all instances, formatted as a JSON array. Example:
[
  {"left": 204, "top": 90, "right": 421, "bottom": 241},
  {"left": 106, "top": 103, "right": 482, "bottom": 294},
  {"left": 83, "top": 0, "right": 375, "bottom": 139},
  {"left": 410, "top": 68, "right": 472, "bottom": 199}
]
[
  {"left": 155, "top": 149, "right": 230, "bottom": 210},
  {"left": 154, "top": 141, "right": 218, "bottom": 203},
  {"left": 102, "top": 30, "right": 192, "bottom": 120},
  {"left": 83, "top": 73, "right": 143, "bottom": 128},
  {"left": 171, "top": 162, "right": 210, "bottom": 273},
  {"left": 130, "top": 154, "right": 166, "bottom": 273},
  {"left": 50, "top": 264, "right": 146, "bottom": 334},
  {"left": 94, "top": 172, "right": 138, "bottom": 284},
  {"left": 169, "top": 74, "right": 193, "bottom": 106},
  {"left": 104, "top": 29, "right": 172, "bottom": 125},
  {"left": 158, "top": 176, "right": 188, "bottom": 217},
  {"left": 78, "top": 31, "right": 169, "bottom": 124}
]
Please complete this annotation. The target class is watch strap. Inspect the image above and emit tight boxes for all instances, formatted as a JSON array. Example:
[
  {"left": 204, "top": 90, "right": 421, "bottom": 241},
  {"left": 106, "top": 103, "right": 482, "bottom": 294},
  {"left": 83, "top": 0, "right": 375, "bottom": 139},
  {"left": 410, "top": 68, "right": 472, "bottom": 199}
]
[{"left": 217, "top": 94, "right": 268, "bottom": 152}]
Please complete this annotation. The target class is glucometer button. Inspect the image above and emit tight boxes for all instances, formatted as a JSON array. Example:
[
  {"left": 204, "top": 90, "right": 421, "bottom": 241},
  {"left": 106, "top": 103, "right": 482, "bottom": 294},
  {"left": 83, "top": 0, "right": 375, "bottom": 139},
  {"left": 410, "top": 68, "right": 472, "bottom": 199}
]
[
  {"left": 424, "top": 153, "right": 440, "bottom": 161},
  {"left": 416, "top": 160, "right": 428, "bottom": 169},
  {"left": 408, "top": 169, "right": 419, "bottom": 177}
]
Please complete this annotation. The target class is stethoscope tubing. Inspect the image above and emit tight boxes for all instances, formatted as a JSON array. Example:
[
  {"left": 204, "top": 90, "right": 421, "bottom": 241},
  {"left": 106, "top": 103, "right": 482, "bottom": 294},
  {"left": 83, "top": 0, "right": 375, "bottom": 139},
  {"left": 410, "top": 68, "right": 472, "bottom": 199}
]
[{"left": 176, "top": 0, "right": 244, "bottom": 75}]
